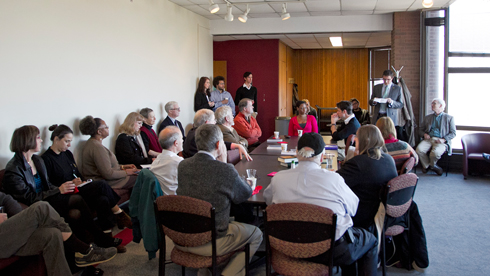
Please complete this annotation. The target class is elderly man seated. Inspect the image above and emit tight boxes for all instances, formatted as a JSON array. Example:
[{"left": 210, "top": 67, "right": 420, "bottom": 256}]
[
  {"left": 264, "top": 132, "right": 378, "bottom": 276},
  {"left": 215, "top": 106, "right": 248, "bottom": 148},
  {"left": 416, "top": 98, "right": 456, "bottom": 175},
  {"left": 234, "top": 98, "right": 262, "bottom": 151},
  {"left": 183, "top": 109, "right": 251, "bottom": 161},
  {"left": 177, "top": 124, "right": 263, "bottom": 276}
]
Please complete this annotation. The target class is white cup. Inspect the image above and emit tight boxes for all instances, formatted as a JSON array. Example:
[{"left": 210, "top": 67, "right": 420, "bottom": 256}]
[
  {"left": 247, "top": 177, "right": 257, "bottom": 190},
  {"left": 225, "top": 97, "right": 228, "bottom": 100},
  {"left": 281, "top": 143, "right": 288, "bottom": 152},
  {"left": 274, "top": 131, "right": 279, "bottom": 139},
  {"left": 297, "top": 130, "right": 303, "bottom": 137}
]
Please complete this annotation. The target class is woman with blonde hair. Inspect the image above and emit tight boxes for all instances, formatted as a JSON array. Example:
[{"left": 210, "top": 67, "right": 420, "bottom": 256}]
[
  {"left": 336, "top": 125, "right": 398, "bottom": 234},
  {"left": 115, "top": 112, "right": 152, "bottom": 168},
  {"left": 376, "top": 117, "right": 418, "bottom": 172}
]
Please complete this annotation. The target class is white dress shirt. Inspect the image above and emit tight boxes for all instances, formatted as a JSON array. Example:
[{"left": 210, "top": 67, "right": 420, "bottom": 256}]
[
  {"left": 150, "top": 149, "right": 183, "bottom": 195},
  {"left": 263, "top": 161, "right": 359, "bottom": 240}
]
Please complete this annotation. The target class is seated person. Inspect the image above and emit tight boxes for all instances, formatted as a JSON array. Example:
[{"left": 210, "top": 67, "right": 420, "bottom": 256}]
[
  {"left": 264, "top": 132, "right": 378, "bottom": 276},
  {"left": 158, "top": 101, "right": 186, "bottom": 141},
  {"left": 337, "top": 125, "right": 398, "bottom": 234},
  {"left": 139, "top": 107, "right": 162, "bottom": 158},
  {"left": 115, "top": 112, "right": 153, "bottom": 168},
  {"left": 194, "top": 77, "right": 214, "bottom": 112},
  {"left": 176, "top": 124, "right": 263, "bottom": 276},
  {"left": 150, "top": 126, "right": 184, "bottom": 195},
  {"left": 215, "top": 106, "right": 248, "bottom": 148},
  {"left": 376, "top": 117, "right": 418, "bottom": 172},
  {"left": 0, "top": 194, "right": 117, "bottom": 276},
  {"left": 416, "top": 98, "right": 456, "bottom": 175},
  {"left": 234, "top": 98, "right": 262, "bottom": 149},
  {"left": 2, "top": 125, "right": 121, "bottom": 250},
  {"left": 331, "top": 100, "right": 360, "bottom": 143},
  {"left": 288, "top": 100, "right": 318, "bottom": 136},
  {"left": 302, "top": 99, "right": 318, "bottom": 120},
  {"left": 183, "top": 109, "right": 251, "bottom": 161},
  {"left": 350, "top": 98, "right": 371, "bottom": 125},
  {"left": 210, "top": 76, "right": 235, "bottom": 116},
  {"left": 42, "top": 124, "right": 132, "bottom": 234},
  {"left": 79, "top": 116, "right": 138, "bottom": 189}
]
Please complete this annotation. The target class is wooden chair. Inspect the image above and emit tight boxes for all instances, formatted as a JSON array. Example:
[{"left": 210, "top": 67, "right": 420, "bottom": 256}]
[
  {"left": 154, "top": 195, "right": 249, "bottom": 276},
  {"left": 265, "top": 203, "right": 337, "bottom": 276}
]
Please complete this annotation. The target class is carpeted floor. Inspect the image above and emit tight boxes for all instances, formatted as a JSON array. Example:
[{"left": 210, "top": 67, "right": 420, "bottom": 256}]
[{"left": 97, "top": 170, "right": 490, "bottom": 276}]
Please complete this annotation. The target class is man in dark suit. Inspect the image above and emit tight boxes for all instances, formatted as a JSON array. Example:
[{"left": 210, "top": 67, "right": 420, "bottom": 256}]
[
  {"left": 331, "top": 101, "right": 360, "bottom": 144},
  {"left": 369, "top": 70, "right": 403, "bottom": 125},
  {"left": 176, "top": 124, "right": 263, "bottom": 276},
  {"left": 158, "top": 101, "right": 185, "bottom": 140}
]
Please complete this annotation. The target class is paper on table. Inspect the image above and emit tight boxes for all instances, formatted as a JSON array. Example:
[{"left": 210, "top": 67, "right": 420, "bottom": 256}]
[
  {"left": 374, "top": 98, "right": 388, "bottom": 103},
  {"left": 281, "top": 150, "right": 297, "bottom": 155},
  {"left": 140, "top": 164, "right": 151, "bottom": 169}
]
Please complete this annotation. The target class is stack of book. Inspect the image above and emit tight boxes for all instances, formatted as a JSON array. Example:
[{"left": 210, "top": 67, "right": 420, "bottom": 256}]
[{"left": 278, "top": 155, "right": 298, "bottom": 168}]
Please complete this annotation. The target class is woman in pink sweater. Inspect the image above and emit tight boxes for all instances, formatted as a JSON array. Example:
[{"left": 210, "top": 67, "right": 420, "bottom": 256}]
[{"left": 288, "top": 101, "right": 318, "bottom": 136}]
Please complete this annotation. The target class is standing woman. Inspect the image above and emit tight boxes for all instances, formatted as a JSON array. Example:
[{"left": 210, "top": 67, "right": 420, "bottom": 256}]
[
  {"left": 115, "top": 112, "right": 153, "bottom": 168},
  {"left": 194, "top": 77, "right": 214, "bottom": 112},
  {"left": 288, "top": 101, "right": 318, "bottom": 136},
  {"left": 79, "top": 116, "right": 138, "bottom": 190},
  {"left": 42, "top": 124, "right": 132, "bottom": 233},
  {"left": 2, "top": 125, "right": 120, "bottom": 249},
  {"left": 139, "top": 108, "right": 162, "bottom": 158}
]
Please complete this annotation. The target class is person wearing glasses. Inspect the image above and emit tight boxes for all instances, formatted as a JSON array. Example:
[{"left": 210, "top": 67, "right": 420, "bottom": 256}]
[
  {"left": 369, "top": 70, "right": 403, "bottom": 125},
  {"left": 158, "top": 101, "right": 186, "bottom": 141}
]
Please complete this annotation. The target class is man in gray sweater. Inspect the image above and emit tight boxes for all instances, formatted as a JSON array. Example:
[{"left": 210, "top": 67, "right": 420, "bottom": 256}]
[{"left": 176, "top": 124, "right": 263, "bottom": 276}]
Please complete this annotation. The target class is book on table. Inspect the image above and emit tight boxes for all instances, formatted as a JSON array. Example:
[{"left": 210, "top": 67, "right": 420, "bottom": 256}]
[
  {"left": 267, "top": 138, "right": 283, "bottom": 143},
  {"left": 278, "top": 156, "right": 298, "bottom": 163},
  {"left": 280, "top": 162, "right": 296, "bottom": 168}
]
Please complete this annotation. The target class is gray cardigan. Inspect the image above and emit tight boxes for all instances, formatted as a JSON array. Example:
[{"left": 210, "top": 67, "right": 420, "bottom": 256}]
[
  {"left": 177, "top": 152, "right": 252, "bottom": 238},
  {"left": 418, "top": 112, "right": 456, "bottom": 151}
]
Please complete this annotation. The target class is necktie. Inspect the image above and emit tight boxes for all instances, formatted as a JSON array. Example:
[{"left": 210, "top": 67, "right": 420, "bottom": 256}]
[{"left": 383, "top": 85, "right": 390, "bottom": 98}]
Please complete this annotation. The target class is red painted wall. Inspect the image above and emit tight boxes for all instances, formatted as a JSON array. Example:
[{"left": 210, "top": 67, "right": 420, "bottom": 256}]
[{"left": 214, "top": 39, "right": 279, "bottom": 142}]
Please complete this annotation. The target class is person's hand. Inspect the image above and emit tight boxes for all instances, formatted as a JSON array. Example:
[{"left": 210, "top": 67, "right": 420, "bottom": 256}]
[
  {"left": 424, "top": 133, "right": 430, "bottom": 140},
  {"left": 221, "top": 99, "right": 229, "bottom": 104},
  {"left": 125, "top": 168, "right": 138, "bottom": 176},
  {"left": 59, "top": 181, "right": 76, "bottom": 194},
  {"left": 236, "top": 144, "right": 253, "bottom": 161},
  {"left": 0, "top": 213, "right": 7, "bottom": 224},
  {"left": 209, "top": 101, "right": 215, "bottom": 107},
  {"left": 73, "top": 178, "right": 82, "bottom": 186},
  {"left": 386, "top": 98, "right": 393, "bottom": 104},
  {"left": 331, "top": 113, "right": 339, "bottom": 124},
  {"left": 121, "top": 164, "right": 137, "bottom": 170}
]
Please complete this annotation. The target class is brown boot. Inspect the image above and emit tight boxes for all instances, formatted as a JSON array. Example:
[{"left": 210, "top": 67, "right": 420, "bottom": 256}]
[
  {"left": 116, "top": 244, "right": 127, "bottom": 253},
  {"left": 116, "top": 211, "right": 133, "bottom": 229}
]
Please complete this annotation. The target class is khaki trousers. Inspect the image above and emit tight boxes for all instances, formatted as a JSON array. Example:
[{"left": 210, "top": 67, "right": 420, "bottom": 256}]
[{"left": 416, "top": 138, "right": 447, "bottom": 168}]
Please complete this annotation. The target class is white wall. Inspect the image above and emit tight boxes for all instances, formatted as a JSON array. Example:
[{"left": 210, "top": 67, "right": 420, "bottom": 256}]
[{"left": 0, "top": 0, "right": 213, "bottom": 168}]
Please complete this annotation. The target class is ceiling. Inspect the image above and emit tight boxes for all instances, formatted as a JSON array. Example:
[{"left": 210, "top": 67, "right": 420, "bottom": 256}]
[{"left": 169, "top": 0, "right": 456, "bottom": 49}]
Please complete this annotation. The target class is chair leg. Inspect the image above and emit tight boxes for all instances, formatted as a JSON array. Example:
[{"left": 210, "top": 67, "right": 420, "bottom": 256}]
[
  {"left": 382, "top": 228, "right": 386, "bottom": 276},
  {"left": 181, "top": 266, "right": 185, "bottom": 276},
  {"left": 445, "top": 154, "right": 450, "bottom": 177},
  {"left": 245, "top": 243, "right": 250, "bottom": 276}
]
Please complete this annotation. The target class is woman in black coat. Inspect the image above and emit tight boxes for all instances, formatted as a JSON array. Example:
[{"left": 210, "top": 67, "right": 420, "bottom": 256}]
[
  {"left": 194, "top": 76, "right": 214, "bottom": 112},
  {"left": 115, "top": 112, "right": 153, "bottom": 169},
  {"left": 337, "top": 125, "right": 398, "bottom": 233}
]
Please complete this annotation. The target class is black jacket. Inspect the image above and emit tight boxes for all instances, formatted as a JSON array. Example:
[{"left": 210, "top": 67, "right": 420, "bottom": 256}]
[
  {"left": 2, "top": 153, "right": 60, "bottom": 206},
  {"left": 115, "top": 133, "right": 152, "bottom": 169},
  {"left": 158, "top": 116, "right": 186, "bottom": 141}
]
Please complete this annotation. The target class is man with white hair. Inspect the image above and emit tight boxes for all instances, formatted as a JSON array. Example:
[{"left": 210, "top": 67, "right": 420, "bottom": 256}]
[
  {"left": 158, "top": 101, "right": 185, "bottom": 140},
  {"left": 416, "top": 98, "right": 456, "bottom": 175},
  {"left": 150, "top": 126, "right": 183, "bottom": 195},
  {"left": 263, "top": 132, "right": 378, "bottom": 276},
  {"left": 215, "top": 106, "right": 248, "bottom": 148}
]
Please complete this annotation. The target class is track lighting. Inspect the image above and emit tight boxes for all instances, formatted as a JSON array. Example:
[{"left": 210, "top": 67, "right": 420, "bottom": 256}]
[
  {"left": 422, "top": 0, "right": 433, "bottom": 8},
  {"left": 238, "top": 5, "right": 250, "bottom": 23},
  {"left": 225, "top": 4, "right": 234, "bottom": 21},
  {"left": 209, "top": 0, "right": 219, "bottom": 14},
  {"left": 281, "top": 3, "right": 290, "bottom": 20}
]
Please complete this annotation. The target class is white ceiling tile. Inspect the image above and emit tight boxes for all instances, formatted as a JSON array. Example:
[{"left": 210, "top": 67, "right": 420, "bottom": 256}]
[
  {"left": 231, "top": 0, "right": 264, "bottom": 2},
  {"left": 305, "top": 1, "right": 341, "bottom": 12},
  {"left": 213, "top": 36, "right": 237, "bottom": 41},
  {"left": 296, "top": 43, "right": 323, "bottom": 49},
  {"left": 231, "top": 35, "right": 262, "bottom": 40},
  {"left": 287, "top": 34, "right": 316, "bottom": 39},
  {"left": 341, "top": 10, "right": 374, "bottom": 15},
  {"left": 309, "top": 11, "right": 342, "bottom": 16},
  {"left": 169, "top": 0, "right": 195, "bottom": 6},
  {"left": 183, "top": 5, "right": 211, "bottom": 15},
  {"left": 270, "top": 2, "right": 308, "bottom": 13},
  {"left": 289, "top": 12, "right": 312, "bottom": 17},
  {"left": 341, "top": 0, "right": 377, "bottom": 10},
  {"left": 203, "top": 14, "right": 224, "bottom": 20},
  {"left": 188, "top": 0, "right": 215, "bottom": 4},
  {"left": 373, "top": 10, "right": 396, "bottom": 14},
  {"left": 343, "top": 32, "right": 371, "bottom": 39},
  {"left": 234, "top": 4, "right": 276, "bottom": 13},
  {"left": 257, "top": 34, "right": 288, "bottom": 39},
  {"left": 249, "top": 13, "right": 279, "bottom": 18},
  {"left": 375, "top": 0, "right": 415, "bottom": 11},
  {"left": 343, "top": 41, "right": 367, "bottom": 47}
]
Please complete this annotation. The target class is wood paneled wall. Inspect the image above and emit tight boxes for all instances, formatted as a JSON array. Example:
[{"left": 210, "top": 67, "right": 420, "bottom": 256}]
[{"left": 293, "top": 49, "right": 369, "bottom": 110}]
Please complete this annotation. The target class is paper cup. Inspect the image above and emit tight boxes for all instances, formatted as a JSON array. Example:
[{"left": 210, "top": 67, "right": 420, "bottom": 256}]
[
  {"left": 281, "top": 143, "right": 288, "bottom": 151},
  {"left": 297, "top": 130, "right": 303, "bottom": 137},
  {"left": 274, "top": 131, "right": 279, "bottom": 139}
]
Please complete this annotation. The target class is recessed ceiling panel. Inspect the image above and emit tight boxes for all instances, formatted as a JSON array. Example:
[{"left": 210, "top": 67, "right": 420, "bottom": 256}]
[{"left": 341, "top": 0, "right": 377, "bottom": 10}]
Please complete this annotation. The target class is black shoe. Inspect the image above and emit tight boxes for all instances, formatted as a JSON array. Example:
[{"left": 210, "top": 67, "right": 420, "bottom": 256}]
[
  {"left": 431, "top": 165, "right": 443, "bottom": 176},
  {"left": 483, "top": 153, "right": 490, "bottom": 163},
  {"left": 421, "top": 166, "right": 428, "bottom": 174}
]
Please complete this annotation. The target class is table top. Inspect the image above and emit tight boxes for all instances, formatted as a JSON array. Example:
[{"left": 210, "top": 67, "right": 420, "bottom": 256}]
[{"left": 250, "top": 136, "right": 299, "bottom": 156}]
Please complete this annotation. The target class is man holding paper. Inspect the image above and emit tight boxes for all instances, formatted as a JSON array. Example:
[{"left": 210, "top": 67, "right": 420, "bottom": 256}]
[{"left": 369, "top": 70, "right": 403, "bottom": 125}]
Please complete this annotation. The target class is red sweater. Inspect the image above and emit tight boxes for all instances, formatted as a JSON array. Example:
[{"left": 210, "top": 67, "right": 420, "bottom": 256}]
[{"left": 233, "top": 112, "right": 262, "bottom": 145}]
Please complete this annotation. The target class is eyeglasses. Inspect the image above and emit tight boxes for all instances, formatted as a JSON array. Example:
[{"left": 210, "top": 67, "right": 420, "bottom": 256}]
[{"left": 171, "top": 108, "right": 181, "bottom": 111}]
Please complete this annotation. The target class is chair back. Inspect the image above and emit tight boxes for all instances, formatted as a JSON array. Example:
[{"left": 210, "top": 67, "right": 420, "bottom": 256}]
[
  {"left": 385, "top": 173, "right": 418, "bottom": 218},
  {"left": 462, "top": 133, "right": 490, "bottom": 156},
  {"left": 265, "top": 203, "right": 337, "bottom": 262},
  {"left": 345, "top": 134, "right": 356, "bottom": 155},
  {"left": 154, "top": 195, "right": 215, "bottom": 247},
  {"left": 227, "top": 149, "right": 240, "bottom": 165},
  {"left": 399, "top": 157, "right": 415, "bottom": 175}
]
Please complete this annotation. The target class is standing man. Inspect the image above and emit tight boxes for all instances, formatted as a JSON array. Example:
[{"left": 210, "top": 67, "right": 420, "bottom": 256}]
[
  {"left": 234, "top": 98, "right": 262, "bottom": 150},
  {"left": 331, "top": 101, "right": 360, "bottom": 143},
  {"left": 150, "top": 126, "right": 184, "bottom": 195},
  {"left": 350, "top": 98, "right": 371, "bottom": 125},
  {"left": 211, "top": 76, "right": 235, "bottom": 116},
  {"left": 416, "top": 98, "right": 456, "bottom": 175},
  {"left": 177, "top": 124, "right": 263, "bottom": 276},
  {"left": 235, "top": 72, "right": 257, "bottom": 113},
  {"left": 263, "top": 133, "right": 378, "bottom": 276},
  {"left": 369, "top": 70, "right": 403, "bottom": 126},
  {"left": 158, "top": 101, "right": 185, "bottom": 141}
]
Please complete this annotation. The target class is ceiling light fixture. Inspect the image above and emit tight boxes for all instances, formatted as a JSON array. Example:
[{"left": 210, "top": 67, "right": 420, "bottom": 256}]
[
  {"left": 238, "top": 4, "right": 250, "bottom": 23},
  {"left": 225, "top": 4, "right": 234, "bottom": 21},
  {"left": 422, "top": 0, "right": 433, "bottom": 8},
  {"left": 281, "top": 3, "right": 290, "bottom": 20},
  {"left": 329, "top": 36, "right": 343, "bottom": 47},
  {"left": 209, "top": 0, "right": 219, "bottom": 14}
]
